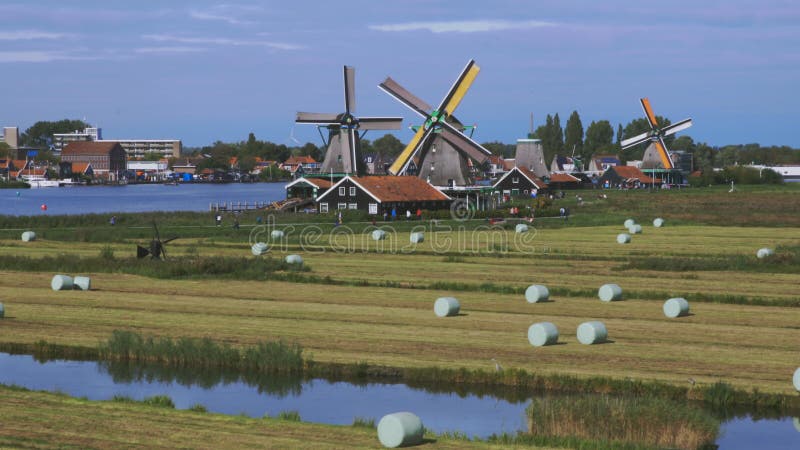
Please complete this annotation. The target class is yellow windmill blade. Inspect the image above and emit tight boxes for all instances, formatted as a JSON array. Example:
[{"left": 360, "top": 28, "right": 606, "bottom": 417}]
[
  {"left": 440, "top": 60, "right": 481, "bottom": 115},
  {"left": 388, "top": 126, "right": 429, "bottom": 175},
  {"left": 654, "top": 138, "right": 674, "bottom": 169},
  {"left": 640, "top": 97, "right": 659, "bottom": 129}
]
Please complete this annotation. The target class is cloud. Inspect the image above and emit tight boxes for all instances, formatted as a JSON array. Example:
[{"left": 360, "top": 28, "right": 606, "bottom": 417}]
[
  {"left": 134, "top": 46, "right": 207, "bottom": 54},
  {"left": 0, "top": 30, "right": 75, "bottom": 40},
  {"left": 142, "top": 34, "right": 303, "bottom": 50},
  {"left": 0, "top": 50, "right": 96, "bottom": 63},
  {"left": 369, "top": 19, "right": 556, "bottom": 33},
  {"left": 189, "top": 9, "right": 252, "bottom": 25}
]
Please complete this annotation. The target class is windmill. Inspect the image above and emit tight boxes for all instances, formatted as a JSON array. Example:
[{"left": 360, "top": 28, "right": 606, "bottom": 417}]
[
  {"left": 379, "top": 59, "right": 492, "bottom": 187},
  {"left": 296, "top": 66, "right": 403, "bottom": 176},
  {"left": 620, "top": 98, "right": 692, "bottom": 170},
  {"left": 136, "top": 221, "right": 178, "bottom": 260}
]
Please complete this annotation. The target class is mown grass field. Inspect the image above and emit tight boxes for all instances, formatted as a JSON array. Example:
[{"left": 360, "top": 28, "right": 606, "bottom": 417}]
[
  {"left": 0, "top": 385, "right": 521, "bottom": 450},
  {"left": 1, "top": 219, "right": 798, "bottom": 394}
]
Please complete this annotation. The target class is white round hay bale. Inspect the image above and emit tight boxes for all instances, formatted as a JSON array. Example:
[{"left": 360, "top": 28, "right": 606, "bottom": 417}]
[
  {"left": 663, "top": 298, "right": 690, "bottom": 318},
  {"left": 434, "top": 297, "right": 460, "bottom": 317},
  {"left": 410, "top": 232, "right": 424, "bottom": 244},
  {"left": 577, "top": 321, "right": 607, "bottom": 345},
  {"left": 73, "top": 276, "right": 91, "bottom": 291},
  {"left": 617, "top": 233, "right": 631, "bottom": 244},
  {"left": 598, "top": 284, "right": 622, "bottom": 302},
  {"left": 525, "top": 284, "right": 549, "bottom": 303},
  {"left": 653, "top": 218, "right": 665, "bottom": 227},
  {"left": 377, "top": 412, "right": 424, "bottom": 448},
  {"left": 51, "top": 274, "right": 74, "bottom": 291},
  {"left": 271, "top": 230, "right": 285, "bottom": 240},
  {"left": 0, "top": 302, "right": 4, "bottom": 318},
  {"left": 251, "top": 242, "right": 269, "bottom": 256},
  {"left": 515, "top": 223, "right": 529, "bottom": 234},
  {"left": 528, "top": 322, "right": 559, "bottom": 347},
  {"left": 285, "top": 254, "right": 303, "bottom": 265},
  {"left": 21, "top": 231, "right": 36, "bottom": 242},
  {"left": 756, "top": 248, "right": 774, "bottom": 259},
  {"left": 628, "top": 224, "right": 642, "bottom": 234},
  {"left": 793, "top": 367, "right": 800, "bottom": 392},
  {"left": 372, "top": 229, "right": 387, "bottom": 241},
  {"left": 623, "top": 219, "right": 635, "bottom": 229}
]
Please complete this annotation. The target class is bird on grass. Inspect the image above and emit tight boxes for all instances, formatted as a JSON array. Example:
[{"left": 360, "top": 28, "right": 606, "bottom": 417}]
[{"left": 491, "top": 358, "right": 503, "bottom": 373}]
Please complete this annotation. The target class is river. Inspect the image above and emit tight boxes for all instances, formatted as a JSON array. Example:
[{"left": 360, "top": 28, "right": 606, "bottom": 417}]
[
  {"left": 0, "top": 353, "right": 798, "bottom": 448},
  {"left": 1, "top": 183, "right": 287, "bottom": 216}
]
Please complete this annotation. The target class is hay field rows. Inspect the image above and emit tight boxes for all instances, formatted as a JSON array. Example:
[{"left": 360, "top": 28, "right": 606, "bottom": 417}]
[{"left": 1, "top": 223, "right": 798, "bottom": 394}]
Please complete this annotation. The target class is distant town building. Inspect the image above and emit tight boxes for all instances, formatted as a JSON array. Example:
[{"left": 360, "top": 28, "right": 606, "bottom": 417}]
[
  {"left": 588, "top": 154, "right": 621, "bottom": 173},
  {"left": 281, "top": 155, "right": 320, "bottom": 175},
  {"left": 52, "top": 127, "right": 102, "bottom": 153},
  {"left": 2, "top": 127, "right": 19, "bottom": 148},
  {"left": 599, "top": 166, "right": 661, "bottom": 188},
  {"left": 61, "top": 141, "right": 127, "bottom": 180},
  {"left": 53, "top": 127, "right": 181, "bottom": 159}
]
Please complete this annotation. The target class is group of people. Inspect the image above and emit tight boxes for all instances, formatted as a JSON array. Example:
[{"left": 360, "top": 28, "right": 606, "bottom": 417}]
[{"left": 382, "top": 208, "right": 423, "bottom": 222}]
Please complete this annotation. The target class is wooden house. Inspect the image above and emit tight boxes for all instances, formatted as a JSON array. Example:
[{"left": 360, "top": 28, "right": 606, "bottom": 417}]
[
  {"left": 599, "top": 166, "right": 661, "bottom": 188},
  {"left": 314, "top": 175, "right": 451, "bottom": 215},
  {"left": 493, "top": 166, "right": 547, "bottom": 198}
]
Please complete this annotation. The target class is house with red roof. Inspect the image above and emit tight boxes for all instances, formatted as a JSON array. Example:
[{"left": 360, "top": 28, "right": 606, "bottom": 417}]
[
  {"left": 314, "top": 175, "right": 451, "bottom": 215},
  {"left": 61, "top": 141, "right": 126, "bottom": 180},
  {"left": 493, "top": 166, "right": 548, "bottom": 198},
  {"left": 281, "top": 155, "right": 320, "bottom": 175},
  {"left": 599, "top": 165, "right": 661, "bottom": 188}
]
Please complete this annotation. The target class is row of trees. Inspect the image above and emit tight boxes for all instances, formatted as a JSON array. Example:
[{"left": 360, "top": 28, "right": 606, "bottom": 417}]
[{"left": 15, "top": 119, "right": 800, "bottom": 176}]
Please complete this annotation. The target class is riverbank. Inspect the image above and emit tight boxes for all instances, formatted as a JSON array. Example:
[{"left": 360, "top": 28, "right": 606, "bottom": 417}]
[{"left": 0, "top": 384, "right": 519, "bottom": 449}]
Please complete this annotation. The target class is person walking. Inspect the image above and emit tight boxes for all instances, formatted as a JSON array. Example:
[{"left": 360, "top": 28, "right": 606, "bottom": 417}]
[
  {"left": 391, "top": 207, "right": 397, "bottom": 221},
  {"left": 406, "top": 210, "right": 411, "bottom": 221},
  {"left": 416, "top": 208, "right": 422, "bottom": 220}
]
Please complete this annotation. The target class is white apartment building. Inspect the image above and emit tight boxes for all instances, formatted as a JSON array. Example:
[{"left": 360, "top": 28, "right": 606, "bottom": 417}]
[{"left": 52, "top": 127, "right": 181, "bottom": 158}]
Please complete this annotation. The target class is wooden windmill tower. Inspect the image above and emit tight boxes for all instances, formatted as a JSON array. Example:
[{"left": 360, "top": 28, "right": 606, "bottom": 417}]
[
  {"left": 296, "top": 66, "right": 403, "bottom": 176},
  {"left": 621, "top": 97, "right": 692, "bottom": 169},
  {"left": 378, "top": 59, "right": 492, "bottom": 187}
]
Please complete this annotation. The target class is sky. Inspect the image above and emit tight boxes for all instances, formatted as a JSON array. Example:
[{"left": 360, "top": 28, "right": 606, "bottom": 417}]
[{"left": 1, "top": 1, "right": 799, "bottom": 148}]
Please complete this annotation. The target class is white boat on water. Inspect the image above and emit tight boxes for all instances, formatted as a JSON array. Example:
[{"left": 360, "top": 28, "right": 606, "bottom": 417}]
[{"left": 28, "top": 179, "right": 61, "bottom": 188}]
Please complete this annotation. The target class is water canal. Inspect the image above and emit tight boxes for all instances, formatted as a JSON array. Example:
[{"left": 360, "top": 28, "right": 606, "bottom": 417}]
[
  {"left": 0, "top": 353, "right": 797, "bottom": 448},
  {"left": 1, "top": 182, "right": 287, "bottom": 216}
]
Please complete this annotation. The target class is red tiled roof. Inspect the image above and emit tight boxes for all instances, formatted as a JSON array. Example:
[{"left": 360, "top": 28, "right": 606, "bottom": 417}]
[
  {"left": 517, "top": 167, "right": 548, "bottom": 189},
  {"left": 352, "top": 176, "right": 450, "bottom": 202},
  {"left": 611, "top": 166, "right": 661, "bottom": 184},
  {"left": 284, "top": 155, "right": 317, "bottom": 165},
  {"left": 549, "top": 173, "right": 581, "bottom": 183},
  {"left": 62, "top": 141, "right": 121, "bottom": 155},
  {"left": 488, "top": 155, "right": 504, "bottom": 165},
  {"left": 71, "top": 162, "right": 91, "bottom": 174}
]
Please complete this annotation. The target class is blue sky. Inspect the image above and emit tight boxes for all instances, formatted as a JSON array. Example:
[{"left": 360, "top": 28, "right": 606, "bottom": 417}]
[{"left": 1, "top": 1, "right": 799, "bottom": 148}]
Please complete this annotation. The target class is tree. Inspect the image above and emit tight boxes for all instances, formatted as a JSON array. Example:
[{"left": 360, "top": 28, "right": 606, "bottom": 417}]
[
  {"left": 481, "top": 141, "right": 514, "bottom": 158},
  {"left": 0, "top": 142, "right": 10, "bottom": 159},
  {"left": 583, "top": 120, "right": 615, "bottom": 165},
  {"left": 564, "top": 111, "right": 583, "bottom": 158},
  {"left": 141, "top": 152, "right": 163, "bottom": 161},
  {"left": 616, "top": 124, "right": 623, "bottom": 145},
  {"left": 552, "top": 113, "right": 564, "bottom": 156},
  {"left": 21, "top": 119, "right": 89, "bottom": 149},
  {"left": 372, "top": 134, "right": 405, "bottom": 157}
]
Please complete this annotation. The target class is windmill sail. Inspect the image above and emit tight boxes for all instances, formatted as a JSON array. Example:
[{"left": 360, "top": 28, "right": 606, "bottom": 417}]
[{"left": 622, "top": 97, "right": 692, "bottom": 170}]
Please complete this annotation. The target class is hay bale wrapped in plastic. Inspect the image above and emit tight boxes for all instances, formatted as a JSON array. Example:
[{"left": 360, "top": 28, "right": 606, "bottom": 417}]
[
  {"left": 73, "top": 276, "right": 91, "bottom": 291},
  {"left": 628, "top": 224, "right": 642, "bottom": 234},
  {"left": 577, "top": 321, "right": 607, "bottom": 345},
  {"left": 434, "top": 297, "right": 460, "bottom": 317},
  {"left": 617, "top": 233, "right": 631, "bottom": 244},
  {"left": 410, "top": 232, "right": 424, "bottom": 244},
  {"left": 663, "top": 298, "right": 689, "bottom": 318},
  {"left": 525, "top": 284, "right": 549, "bottom": 303},
  {"left": 377, "top": 412, "right": 424, "bottom": 448},
  {"left": 0, "top": 302, "right": 4, "bottom": 318},
  {"left": 756, "top": 248, "right": 774, "bottom": 259},
  {"left": 623, "top": 219, "right": 635, "bottom": 229},
  {"left": 528, "top": 322, "right": 559, "bottom": 347},
  {"left": 21, "top": 231, "right": 36, "bottom": 242},
  {"left": 598, "top": 284, "right": 622, "bottom": 302},
  {"left": 271, "top": 230, "right": 285, "bottom": 240},
  {"left": 285, "top": 254, "right": 303, "bottom": 265},
  {"left": 251, "top": 242, "right": 269, "bottom": 256},
  {"left": 372, "top": 229, "right": 387, "bottom": 241},
  {"left": 794, "top": 367, "right": 800, "bottom": 392},
  {"left": 51, "top": 274, "right": 74, "bottom": 291},
  {"left": 515, "top": 223, "right": 529, "bottom": 234},
  {"left": 653, "top": 218, "right": 665, "bottom": 227}
]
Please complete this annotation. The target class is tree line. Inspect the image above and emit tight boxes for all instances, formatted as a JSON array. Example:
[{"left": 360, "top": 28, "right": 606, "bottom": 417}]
[{"left": 13, "top": 119, "right": 800, "bottom": 174}]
